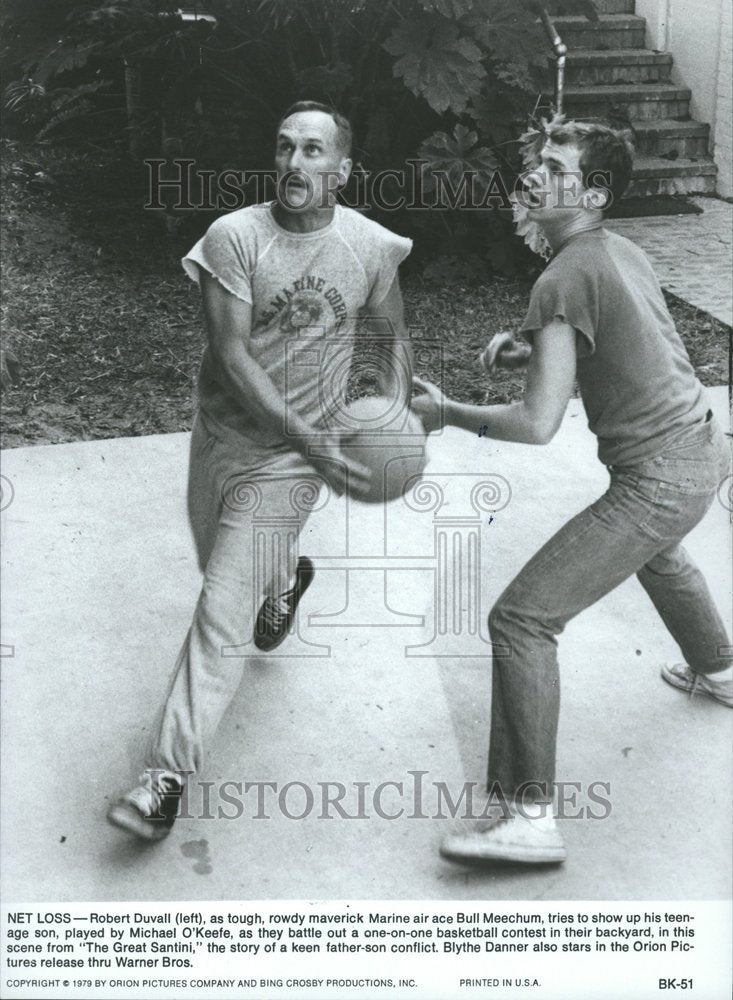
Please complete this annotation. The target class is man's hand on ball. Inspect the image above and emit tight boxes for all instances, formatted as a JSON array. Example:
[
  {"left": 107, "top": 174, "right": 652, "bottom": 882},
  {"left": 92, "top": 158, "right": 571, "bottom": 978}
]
[
  {"left": 305, "top": 434, "right": 372, "bottom": 499},
  {"left": 481, "top": 332, "right": 532, "bottom": 372},
  {"left": 411, "top": 376, "right": 447, "bottom": 434}
]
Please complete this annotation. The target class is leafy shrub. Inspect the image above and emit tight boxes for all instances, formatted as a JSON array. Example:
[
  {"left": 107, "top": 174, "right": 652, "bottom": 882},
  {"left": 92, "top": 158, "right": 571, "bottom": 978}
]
[{"left": 1, "top": 0, "right": 597, "bottom": 271}]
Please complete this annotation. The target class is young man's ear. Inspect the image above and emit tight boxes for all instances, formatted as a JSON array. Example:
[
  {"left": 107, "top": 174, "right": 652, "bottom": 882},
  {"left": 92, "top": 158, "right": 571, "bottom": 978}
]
[{"left": 584, "top": 186, "right": 609, "bottom": 211}]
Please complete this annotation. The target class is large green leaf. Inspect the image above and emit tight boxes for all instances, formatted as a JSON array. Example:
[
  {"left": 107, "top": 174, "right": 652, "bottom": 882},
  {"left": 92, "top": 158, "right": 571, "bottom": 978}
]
[
  {"left": 419, "top": 122, "right": 499, "bottom": 202},
  {"left": 459, "top": 0, "right": 545, "bottom": 62},
  {"left": 493, "top": 60, "right": 536, "bottom": 91},
  {"left": 383, "top": 15, "right": 486, "bottom": 115},
  {"left": 467, "top": 89, "right": 528, "bottom": 151},
  {"left": 518, "top": 112, "right": 564, "bottom": 169},
  {"left": 32, "top": 41, "right": 102, "bottom": 85}
]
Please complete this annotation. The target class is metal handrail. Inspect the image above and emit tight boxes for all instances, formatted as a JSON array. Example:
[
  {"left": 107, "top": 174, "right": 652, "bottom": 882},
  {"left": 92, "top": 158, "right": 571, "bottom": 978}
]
[{"left": 536, "top": 5, "right": 568, "bottom": 115}]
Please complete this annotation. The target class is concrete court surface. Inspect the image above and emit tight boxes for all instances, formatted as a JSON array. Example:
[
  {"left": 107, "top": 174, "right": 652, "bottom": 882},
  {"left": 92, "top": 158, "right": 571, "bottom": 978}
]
[{"left": 1, "top": 387, "right": 731, "bottom": 904}]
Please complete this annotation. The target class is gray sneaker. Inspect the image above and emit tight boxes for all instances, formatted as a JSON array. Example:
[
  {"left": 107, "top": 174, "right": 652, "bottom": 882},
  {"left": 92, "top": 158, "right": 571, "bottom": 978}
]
[
  {"left": 661, "top": 662, "right": 733, "bottom": 708},
  {"left": 107, "top": 770, "right": 184, "bottom": 841}
]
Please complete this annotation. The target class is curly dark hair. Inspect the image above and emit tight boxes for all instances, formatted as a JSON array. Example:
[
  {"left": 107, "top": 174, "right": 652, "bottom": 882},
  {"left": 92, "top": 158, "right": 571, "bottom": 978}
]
[{"left": 546, "top": 120, "right": 635, "bottom": 209}]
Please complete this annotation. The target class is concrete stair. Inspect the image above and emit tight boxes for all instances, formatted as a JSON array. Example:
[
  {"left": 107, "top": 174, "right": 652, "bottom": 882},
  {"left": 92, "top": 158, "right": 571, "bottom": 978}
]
[
  {"left": 551, "top": 14, "right": 646, "bottom": 49},
  {"left": 567, "top": 50, "right": 672, "bottom": 86},
  {"left": 583, "top": 0, "right": 635, "bottom": 10},
  {"left": 562, "top": 83, "right": 692, "bottom": 120},
  {"left": 629, "top": 156, "right": 718, "bottom": 195},
  {"left": 631, "top": 119, "right": 711, "bottom": 158},
  {"left": 545, "top": 0, "right": 635, "bottom": 11},
  {"left": 541, "top": 0, "right": 718, "bottom": 198}
]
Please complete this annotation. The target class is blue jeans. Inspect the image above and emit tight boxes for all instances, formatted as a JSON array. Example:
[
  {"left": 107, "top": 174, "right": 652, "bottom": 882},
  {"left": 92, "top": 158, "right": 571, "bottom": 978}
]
[{"left": 487, "top": 414, "right": 732, "bottom": 802}]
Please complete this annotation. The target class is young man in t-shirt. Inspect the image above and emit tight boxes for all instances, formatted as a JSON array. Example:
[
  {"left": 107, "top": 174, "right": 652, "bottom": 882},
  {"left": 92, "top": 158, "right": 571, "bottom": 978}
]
[
  {"left": 107, "top": 101, "right": 413, "bottom": 840},
  {"left": 411, "top": 120, "right": 732, "bottom": 865}
]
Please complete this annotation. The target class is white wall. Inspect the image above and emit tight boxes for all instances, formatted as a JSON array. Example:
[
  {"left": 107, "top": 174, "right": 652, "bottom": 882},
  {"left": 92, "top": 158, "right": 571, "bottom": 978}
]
[
  {"left": 635, "top": 0, "right": 731, "bottom": 197},
  {"left": 634, "top": 0, "right": 670, "bottom": 50},
  {"left": 713, "top": 0, "right": 732, "bottom": 197}
]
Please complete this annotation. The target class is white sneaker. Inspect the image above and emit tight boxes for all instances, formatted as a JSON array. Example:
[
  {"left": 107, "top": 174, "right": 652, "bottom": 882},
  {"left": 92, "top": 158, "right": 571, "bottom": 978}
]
[
  {"left": 661, "top": 662, "right": 733, "bottom": 708},
  {"left": 440, "top": 810, "right": 566, "bottom": 865}
]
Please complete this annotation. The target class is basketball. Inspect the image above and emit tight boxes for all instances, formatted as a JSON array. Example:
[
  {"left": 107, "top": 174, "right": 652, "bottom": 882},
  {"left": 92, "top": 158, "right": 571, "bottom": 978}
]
[{"left": 338, "top": 395, "right": 428, "bottom": 504}]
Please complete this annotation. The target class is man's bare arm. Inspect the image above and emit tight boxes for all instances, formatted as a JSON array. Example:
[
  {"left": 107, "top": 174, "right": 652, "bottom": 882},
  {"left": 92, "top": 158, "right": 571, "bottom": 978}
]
[
  {"left": 200, "top": 270, "right": 315, "bottom": 445},
  {"left": 200, "top": 270, "right": 371, "bottom": 495},
  {"left": 361, "top": 276, "right": 413, "bottom": 405}
]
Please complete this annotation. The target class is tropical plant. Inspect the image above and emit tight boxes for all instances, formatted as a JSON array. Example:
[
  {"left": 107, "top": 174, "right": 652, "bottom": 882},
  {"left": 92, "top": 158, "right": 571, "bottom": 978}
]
[{"left": 1, "top": 0, "right": 598, "bottom": 270}]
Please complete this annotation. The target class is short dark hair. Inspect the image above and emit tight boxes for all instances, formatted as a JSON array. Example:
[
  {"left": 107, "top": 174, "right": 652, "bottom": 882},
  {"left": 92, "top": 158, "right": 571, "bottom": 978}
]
[
  {"left": 545, "top": 120, "right": 634, "bottom": 209},
  {"left": 277, "top": 100, "right": 352, "bottom": 157}
]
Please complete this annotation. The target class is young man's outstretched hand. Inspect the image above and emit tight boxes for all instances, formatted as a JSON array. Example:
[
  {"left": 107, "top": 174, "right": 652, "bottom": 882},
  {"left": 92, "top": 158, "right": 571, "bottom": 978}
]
[
  {"left": 410, "top": 320, "right": 576, "bottom": 447},
  {"left": 410, "top": 331, "right": 532, "bottom": 434},
  {"left": 481, "top": 331, "right": 532, "bottom": 372}
]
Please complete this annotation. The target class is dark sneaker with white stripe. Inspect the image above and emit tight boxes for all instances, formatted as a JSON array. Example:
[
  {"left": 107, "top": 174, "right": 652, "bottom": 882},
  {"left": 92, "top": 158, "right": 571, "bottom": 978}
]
[
  {"left": 254, "top": 556, "right": 315, "bottom": 652},
  {"left": 107, "top": 770, "right": 184, "bottom": 841}
]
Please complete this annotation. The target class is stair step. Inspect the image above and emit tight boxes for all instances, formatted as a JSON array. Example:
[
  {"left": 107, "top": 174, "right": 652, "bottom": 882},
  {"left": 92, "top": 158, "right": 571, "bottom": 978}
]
[
  {"left": 566, "top": 50, "right": 672, "bottom": 85},
  {"left": 633, "top": 155, "right": 718, "bottom": 178},
  {"left": 561, "top": 83, "right": 691, "bottom": 120},
  {"left": 631, "top": 119, "right": 711, "bottom": 158},
  {"left": 545, "top": 0, "right": 634, "bottom": 11},
  {"left": 627, "top": 156, "right": 718, "bottom": 196},
  {"left": 591, "top": 0, "right": 635, "bottom": 11},
  {"left": 552, "top": 14, "right": 646, "bottom": 49}
]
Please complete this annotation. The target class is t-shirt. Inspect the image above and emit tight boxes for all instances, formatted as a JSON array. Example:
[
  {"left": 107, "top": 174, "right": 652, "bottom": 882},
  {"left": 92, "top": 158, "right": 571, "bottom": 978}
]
[
  {"left": 520, "top": 228, "right": 707, "bottom": 466},
  {"left": 182, "top": 202, "right": 412, "bottom": 466}
]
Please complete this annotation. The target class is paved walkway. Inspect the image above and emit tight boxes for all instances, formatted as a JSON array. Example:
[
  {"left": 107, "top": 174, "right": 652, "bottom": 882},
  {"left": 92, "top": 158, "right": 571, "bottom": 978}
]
[
  {"left": 607, "top": 196, "right": 733, "bottom": 326},
  {"left": 2, "top": 389, "right": 731, "bottom": 903}
]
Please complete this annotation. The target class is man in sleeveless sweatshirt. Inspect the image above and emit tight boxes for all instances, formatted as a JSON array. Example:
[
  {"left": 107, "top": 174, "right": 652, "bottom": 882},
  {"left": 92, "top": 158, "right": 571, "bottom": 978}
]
[{"left": 108, "top": 102, "right": 413, "bottom": 840}]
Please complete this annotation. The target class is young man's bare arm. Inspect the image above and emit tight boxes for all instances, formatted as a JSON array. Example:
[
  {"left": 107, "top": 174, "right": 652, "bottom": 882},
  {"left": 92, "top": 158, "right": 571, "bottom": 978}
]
[{"left": 412, "top": 319, "right": 577, "bottom": 445}]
